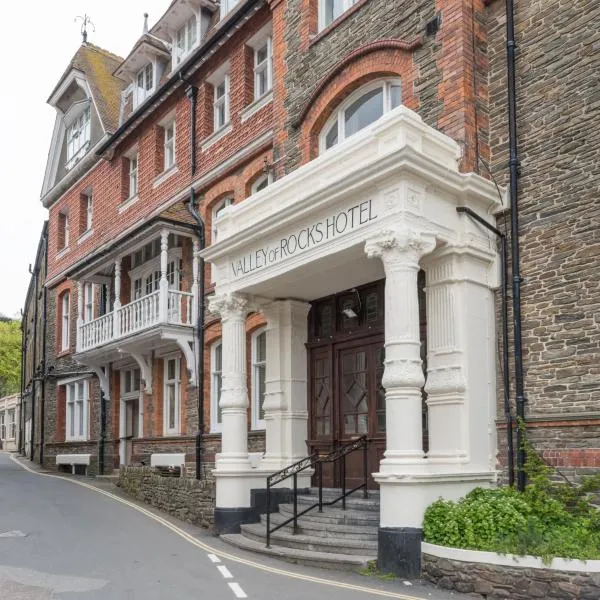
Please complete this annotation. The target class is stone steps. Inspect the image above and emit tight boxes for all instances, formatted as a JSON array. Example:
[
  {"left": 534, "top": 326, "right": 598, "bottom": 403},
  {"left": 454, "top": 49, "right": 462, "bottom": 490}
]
[
  {"left": 239, "top": 521, "right": 379, "bottom": 555},
  {"left": 262, "top": 511, "right": 378, "bottom": 540},
  {"left": 278, "top": 503, "right": 380, "bottom": 526},
  {"left": 220, "top": 533, "right": 374, "bottom": 572}
]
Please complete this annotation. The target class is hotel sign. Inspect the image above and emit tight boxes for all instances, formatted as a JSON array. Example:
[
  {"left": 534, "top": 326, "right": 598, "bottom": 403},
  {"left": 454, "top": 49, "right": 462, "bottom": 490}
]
[{"left": 230, "top": 199, "right": 378, "bottom": 279}]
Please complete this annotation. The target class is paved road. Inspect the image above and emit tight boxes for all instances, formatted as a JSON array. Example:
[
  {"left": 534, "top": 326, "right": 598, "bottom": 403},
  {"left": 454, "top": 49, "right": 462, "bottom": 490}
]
[{"left": 0, "top": 452, "right": 463, "bottom": 599}]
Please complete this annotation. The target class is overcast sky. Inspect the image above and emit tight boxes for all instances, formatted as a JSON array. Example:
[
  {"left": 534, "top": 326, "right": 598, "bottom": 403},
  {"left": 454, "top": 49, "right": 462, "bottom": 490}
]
[{"left": 0, "top": 1, "right": 168, "bottom": 318}]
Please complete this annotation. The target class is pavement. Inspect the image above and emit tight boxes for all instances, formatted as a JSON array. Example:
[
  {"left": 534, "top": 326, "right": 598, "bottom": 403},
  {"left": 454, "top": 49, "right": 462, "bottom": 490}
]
[{"left": 0, "top": 452, "right": 471, "bottom": 599}]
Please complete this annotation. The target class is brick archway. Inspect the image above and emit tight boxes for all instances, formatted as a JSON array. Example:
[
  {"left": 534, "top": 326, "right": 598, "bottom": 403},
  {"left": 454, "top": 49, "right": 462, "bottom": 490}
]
[{"left": 297, "top": 40, "right": 422, "bottom": 163}]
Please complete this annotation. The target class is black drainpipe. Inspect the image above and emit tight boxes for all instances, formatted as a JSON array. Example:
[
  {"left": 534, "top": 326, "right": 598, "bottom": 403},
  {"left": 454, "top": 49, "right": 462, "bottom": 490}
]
[
  {"left": 29, "top": 264, "right": 39, "bottom": 462},
  {"left": 186, "top": 192, "right": 206, "bottom": 480},
  {"left": 456, "top": 206, "right": 514, "bottom": 487},
  {"left": 39, "top": 230, "right": 48, "bottom": 468},
  {"left": 506, "top": 0, "right": 526, "bottom": 491},
  {"left": 19, "top": 312, "right": 27, "bottom": 455},
  {"left": 180, "top": 72, "right": 198, "bottom": 177}
]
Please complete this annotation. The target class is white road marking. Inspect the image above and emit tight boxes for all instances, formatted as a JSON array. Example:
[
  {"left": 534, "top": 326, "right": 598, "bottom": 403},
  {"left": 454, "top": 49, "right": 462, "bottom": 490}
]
[
  {"left": 228, "top": 582, "right": 248, "bottom": 598},
  {"left": 208, "top": 554, "right": 221, "bottom": 563},
  {"left": 0, "top": 530, "right": 27, "bottom": 538},
  {"left": 217, "top": 565, "right": 233, "bottom": 579},
  {"left": 9, "top": 455, "right": 422, "bottom": 600}
]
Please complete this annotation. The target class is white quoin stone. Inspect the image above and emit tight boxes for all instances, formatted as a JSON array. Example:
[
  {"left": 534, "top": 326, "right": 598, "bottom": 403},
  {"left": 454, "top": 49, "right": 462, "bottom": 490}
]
[
  {"left": 365, "top": 227, "right": 436, "bottom": 470},
  {"left": 260, "top": 299, "right": 311, "bottom": 471}
]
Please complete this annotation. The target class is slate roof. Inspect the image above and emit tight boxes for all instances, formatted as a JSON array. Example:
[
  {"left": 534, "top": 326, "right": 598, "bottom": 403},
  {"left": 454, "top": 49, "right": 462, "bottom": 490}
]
[{"left": 49, "top": 43, "right": 126, "bottom": 134}]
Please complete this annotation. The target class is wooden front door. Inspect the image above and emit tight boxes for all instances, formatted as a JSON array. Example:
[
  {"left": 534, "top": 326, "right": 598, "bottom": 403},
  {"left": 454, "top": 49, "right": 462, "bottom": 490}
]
[{"left": 307, "top": 280, "right": 386, "bottom": 489}]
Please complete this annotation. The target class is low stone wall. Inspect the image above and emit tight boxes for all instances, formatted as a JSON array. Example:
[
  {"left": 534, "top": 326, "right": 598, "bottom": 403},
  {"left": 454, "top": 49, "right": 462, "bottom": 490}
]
[
  {"left": 422, "top": 543, "right": 600, "bottom": 600},
  {"left": 119, "top": 466, "right": 216, "bottom": 529}
]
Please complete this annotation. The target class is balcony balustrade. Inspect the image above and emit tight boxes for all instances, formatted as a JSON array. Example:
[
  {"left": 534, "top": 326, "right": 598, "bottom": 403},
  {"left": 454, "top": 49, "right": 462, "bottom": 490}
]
[{"left": 77, "top": 290, "right": 194, "bottom": 353}]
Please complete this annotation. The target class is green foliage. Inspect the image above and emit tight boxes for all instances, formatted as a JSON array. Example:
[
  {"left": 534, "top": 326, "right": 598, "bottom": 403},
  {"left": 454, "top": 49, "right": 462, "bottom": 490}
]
[
  {"left": 0, "top": 319, "right": 21, "bottom": 396},
  {"left": 423, "top": 446, "right": 600, "bottom": 562}
]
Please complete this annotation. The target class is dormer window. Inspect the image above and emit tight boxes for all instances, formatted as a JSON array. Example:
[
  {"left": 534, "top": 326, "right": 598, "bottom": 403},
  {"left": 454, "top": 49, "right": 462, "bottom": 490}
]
[
  {"left": 66, "top": 107, "right": 90, "bottom": 170},
  {"left": 136, "top": 63, "right": 154, "bottom": 106},
  {"left": 175, "top": 15, "right": 198, "bottom": 65}
]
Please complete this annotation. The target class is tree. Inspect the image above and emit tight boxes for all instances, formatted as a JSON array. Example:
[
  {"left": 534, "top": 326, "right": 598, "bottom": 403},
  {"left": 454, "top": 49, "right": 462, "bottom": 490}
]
[{"left": 0, "top": 320, "right": 21, "bottom": 396}]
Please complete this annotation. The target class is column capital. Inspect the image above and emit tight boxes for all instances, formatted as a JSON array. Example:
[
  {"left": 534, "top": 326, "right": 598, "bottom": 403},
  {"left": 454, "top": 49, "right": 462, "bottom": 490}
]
[
  {"left": 365, "top": 227, "right": 436, "bottom": 269},
  {"left": 209, "top": 292, "right": 251, "bottom": 321}
]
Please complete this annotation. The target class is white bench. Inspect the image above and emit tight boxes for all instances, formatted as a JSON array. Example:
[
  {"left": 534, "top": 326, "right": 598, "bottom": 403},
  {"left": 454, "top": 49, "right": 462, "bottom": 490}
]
[
  {"left": 56, "top": 454, "right": 91, "bottom": 475},
  {"left": 150, "top": 453, "right": 185, "bottom": 476}
]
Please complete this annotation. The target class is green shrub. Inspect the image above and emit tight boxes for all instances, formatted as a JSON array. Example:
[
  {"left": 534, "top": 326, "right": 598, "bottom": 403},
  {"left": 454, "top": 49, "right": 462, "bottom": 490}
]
[{"left": 422, "top": 448, "right": 600, "bottom": 562}]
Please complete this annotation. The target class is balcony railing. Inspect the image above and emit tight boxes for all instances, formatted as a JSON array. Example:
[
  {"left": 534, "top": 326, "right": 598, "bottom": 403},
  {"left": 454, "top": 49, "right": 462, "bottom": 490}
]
[{"left": 77, "top": 289, "right": 195, "bottom": 353}]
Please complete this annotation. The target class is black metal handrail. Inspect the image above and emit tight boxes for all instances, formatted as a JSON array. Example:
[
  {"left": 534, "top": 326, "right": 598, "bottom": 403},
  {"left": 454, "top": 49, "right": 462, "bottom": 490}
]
[{"left": 265, "top": 436, "right": 368, "bottom": 548}]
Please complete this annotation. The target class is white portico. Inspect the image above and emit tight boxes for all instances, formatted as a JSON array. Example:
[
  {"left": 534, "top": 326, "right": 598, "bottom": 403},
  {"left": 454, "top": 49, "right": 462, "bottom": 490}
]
[{"left": 201, "top": 106, "right": 502, "bottom": 562}]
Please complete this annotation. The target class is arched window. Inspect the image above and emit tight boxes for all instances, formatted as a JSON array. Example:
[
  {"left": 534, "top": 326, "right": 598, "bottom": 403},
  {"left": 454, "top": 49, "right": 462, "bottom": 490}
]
[
  {"left": 212, "top": 197, "right": 233, "bottom": 242},
  {"left": 320, "top": 79, "right": 402, "bottom": 153}
]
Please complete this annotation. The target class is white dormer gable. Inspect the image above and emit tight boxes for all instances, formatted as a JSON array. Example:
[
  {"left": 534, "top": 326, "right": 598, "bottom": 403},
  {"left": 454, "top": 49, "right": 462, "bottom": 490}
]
[
  {"left": 41, "top": 69, "right": 102, "bottom": 198},
  {"left": 150, "top": 0, "right": 216, "bottom": 72}
]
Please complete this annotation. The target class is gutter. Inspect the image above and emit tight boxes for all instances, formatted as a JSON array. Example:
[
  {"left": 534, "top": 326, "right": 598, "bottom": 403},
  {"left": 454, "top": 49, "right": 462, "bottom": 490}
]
[{"left": 96, "top": 0, "right": 264, "bottom": 157}]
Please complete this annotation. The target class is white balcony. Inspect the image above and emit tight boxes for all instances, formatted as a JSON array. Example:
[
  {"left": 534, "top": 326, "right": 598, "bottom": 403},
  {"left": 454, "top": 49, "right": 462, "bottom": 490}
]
[{"left": 77, "top": 289, "right": 194, "bottom": 353}]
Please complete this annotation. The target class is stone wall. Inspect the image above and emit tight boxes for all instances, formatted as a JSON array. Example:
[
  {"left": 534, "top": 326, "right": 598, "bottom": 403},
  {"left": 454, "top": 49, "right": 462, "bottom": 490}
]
[
  {"left": 487, "top": 0, "right": 600, "bottom": 455},
  {"left": 423, "top": 553, "right": 600, "bottom": 600},
  {"left": 119, "top": 466, "right": 216, "bottom": 529}
]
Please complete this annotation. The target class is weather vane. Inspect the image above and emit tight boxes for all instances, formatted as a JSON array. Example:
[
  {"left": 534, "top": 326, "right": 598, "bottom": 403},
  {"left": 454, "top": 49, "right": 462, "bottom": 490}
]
[{"left": 75, "top": 14, "right": 96, "bottom": 44}]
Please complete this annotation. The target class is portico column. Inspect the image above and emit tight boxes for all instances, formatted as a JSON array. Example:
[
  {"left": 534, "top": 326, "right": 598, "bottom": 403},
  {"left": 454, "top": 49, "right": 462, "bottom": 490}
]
[
  {"left": 260, "top": 300, "right": 311, "bottom": 471},
  {"left": 159, "top": 229, "right": 169, "bottom": 322},
  {"left": 76, "top": 281, "right": 83, "bottom": 351},
  {"left": 365, "top": 228, "right": 436, "bottom": 470},
  {"left": 113, "top": 258, "right": 122, "bottom": 337}
]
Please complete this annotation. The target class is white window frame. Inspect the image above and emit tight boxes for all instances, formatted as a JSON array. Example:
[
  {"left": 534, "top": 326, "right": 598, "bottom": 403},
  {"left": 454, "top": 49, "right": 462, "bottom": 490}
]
[
  {"left": 65, "top": 379, "right": 90, "bottom": 442},
  {"left": 84, "top": 283, "right": 94, "bottom": 323},
  {"left": 254, "top": 37, "right": 272, "bottom": 101},
  {"left": 66, "top": 107, "right": 91, "bottom": 169},
  {"left": 0, "top": 413, "right": 5, "bottom": 441},
  {"left": 61, "top": 292, "right": 71, "bottom": 351},
  {"left": 164, "top": 121, "right": 176, "bottom": 170},
  {"left": 319, "top": 0, "right": 358, "bottom": 30},
  {"left": 319, "top": 78, "right": 402, "bottom": 153},
  {"left": 7, "top": 409, "right": 15, "bottom": 440},
  {"left": 129, "top": 154, "right": 138, "bottom": 198},
  {"left": 135, "top": 63, "right": 155, "bottom": 107},
  {"left": 211, "top": 197, "right": 234, "bottom": 242},
  {"left": 251, "top": 173, "right": 272, "bottom": 195},
  {"left": 60, "top": 211, "right": 70, "bottom": 249},
  {"left": 251, "top": 327, "right": 267, "bottom": 430},
  {"left": 213, "top": 75, "right": 230, "bottom": 132},
  {"left": 163, "top": 357, "right": 181, "bottom": 436},
  {"left": 220, "top": 0, "right": 240, "bottom": 20},
  {"left": 174, "top": 14, "right": 199, "bottom": 65},
  {"left": 84, "top": 192, "right": 93, "bottom": 231},
  {"left": 210, "top": 341, "right": 223, "bottom": 433},
  {"left": 121, "top": 367, "right": 141, "bottom": 399}
]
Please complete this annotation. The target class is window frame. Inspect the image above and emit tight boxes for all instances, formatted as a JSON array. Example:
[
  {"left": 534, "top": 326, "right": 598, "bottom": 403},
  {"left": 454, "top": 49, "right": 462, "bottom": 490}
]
[
  {"left": 319, "top": 0, "right": 358, "bottom": 31},
  {"left": 213, "top": 74, "right": 230, "bottom": 132},
  {"left": 211, "top": 197, "right": 234, "bottom": 242},
  {"left": 59, "top": 211, "right": 70, "bottom": 250},
  {"left": 121, "top": 367, "right": 142, "bottom": 399},
  {"left": 254, "top": 37, "right": 273, "bottom": 101},
  {"left": 82, "top": 192, "right": 93, "bottom": 232},
  {"left": 220, "top": 0, "right": 240, "bottom": 20},
  {"left": 163, "top": 357, "right": 181, "bottom": 436},
  {"left": 319, "top": 78, "right": 402, "bottom": 154},
  {"left": 0, "top": 413, "right": 5, "bottom": 440},
  {"left": 251, "top": 173, "right": 272, "bottom": 195},
  {"left": 84, "top": 282, "right": 94, "bottom": 323},
  {"left": 135, "top": 62, "right": 155, "bottom": 107},
  {"left": 251, "top": 327, "right": 267, "bottom": 430},
  {"left": 65, "top": 379, "right": 90, "bottom": 442},
  {"left": 66, "top": 106, "right": 91, "bottom": 169},
  {"left": 61, "top": 292, "right": 71, "bottom": 351},
  {"left": 129, "top": 154, "right": 138, "bottom": 198},
  {"left": 164, "top": 121, "right": 176, "bottom": 171},
  {"left": 174, "top": 14, "right": 199, "bottom": 65},
  {"left": 7, "top": 409, "right": 15, "bottom": 440},
  {"left": 210, "top": 340, "right": 223, "bottom": 433}
]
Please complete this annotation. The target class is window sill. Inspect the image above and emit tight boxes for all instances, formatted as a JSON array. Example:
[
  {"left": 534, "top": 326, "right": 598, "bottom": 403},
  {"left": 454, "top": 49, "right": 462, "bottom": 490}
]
[
  {"left": 311, "top": 0, "right": 371, "bottom": 48},
  {"left": 56, "top": 246, "right": 70, "bottom": 260},
  {"left": 119, "top": 194, "right": 139, "bottom": 214},
  {"left": 57, "top": 349, "right": 72, "bottom": 358},
  {"left": 240, "top": 91, "right": 273, "bottom": 124},
  {"left": 64, "top": 437, "right": 89, "bottom": 443},
  {"left": 152, "top": 166, "right": 178, "bottom": 189},
  {"left": 78, "top": 229, "right": 93, "bottom": 245},
  {"left": 201, "top": 123, "right": 232, "bottom": 152}
]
